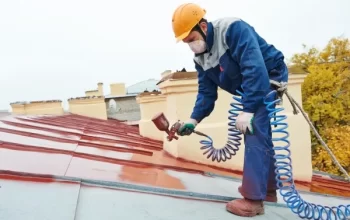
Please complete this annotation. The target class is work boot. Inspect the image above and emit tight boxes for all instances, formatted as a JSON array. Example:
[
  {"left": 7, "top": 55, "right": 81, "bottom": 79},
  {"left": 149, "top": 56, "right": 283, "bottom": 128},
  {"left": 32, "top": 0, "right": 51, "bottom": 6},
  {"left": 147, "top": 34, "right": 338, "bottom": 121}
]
[
  {"left": 238, "top": 186, "right": 278, "bottom": 203},
  {"left": 226, "top": 198, "right": 264, "bottom": 217}
]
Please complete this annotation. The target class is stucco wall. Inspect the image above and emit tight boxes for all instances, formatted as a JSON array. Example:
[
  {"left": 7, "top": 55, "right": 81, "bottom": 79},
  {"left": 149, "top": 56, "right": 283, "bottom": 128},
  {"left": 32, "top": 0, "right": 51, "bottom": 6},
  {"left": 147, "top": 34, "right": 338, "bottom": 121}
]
[
  {"left": 106, "top": 96, "right": 140, "bottom": 121},
  {"left": 85, "top": 82, "right": 104, "bottom": 97},
  {"left": 10, "top": 100, "right": 64, "bottom": 115},
  {"left": 85, "top": 90, "right": 100, "bottom": 97},
  {"left": 68, "top": 96, "right": 107, "bottom": 120},
  {"left": 110, "top": 83, "right": 126, "bottom": 96},
  {"left": 137, "top": 92, "right": 166, "bottom": 141},
  {"left": 151, "top": 72, "right": 312, "bottom": 183},
  {"left": 10, "top": 103, "right": 26, "bottom": 115}
]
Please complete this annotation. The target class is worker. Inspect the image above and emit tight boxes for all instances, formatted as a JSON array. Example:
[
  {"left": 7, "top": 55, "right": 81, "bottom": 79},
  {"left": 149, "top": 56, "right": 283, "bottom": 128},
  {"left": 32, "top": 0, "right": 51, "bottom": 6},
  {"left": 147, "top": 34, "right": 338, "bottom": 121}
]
[{"left": 172, "top": 3, "right": 288, "bottom": 217}]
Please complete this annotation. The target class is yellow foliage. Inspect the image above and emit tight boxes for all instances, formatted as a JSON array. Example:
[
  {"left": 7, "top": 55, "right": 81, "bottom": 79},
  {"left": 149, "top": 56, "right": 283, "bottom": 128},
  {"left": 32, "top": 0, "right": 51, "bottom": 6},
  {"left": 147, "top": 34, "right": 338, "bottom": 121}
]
[
  {"left": 312, "top": 126, "right": 350, "bottom": 176},
  {"left": 319, "top": 38, "right": 350, "bottom": 64},
  {"left": 291, "top": 37, "right": 350, "bottom": 175},
  {"left": 290, "top": 45, "right": 320, "bottom": 72},
  {"left": 302, "top": 64, "right": 350, "bottom": 128},
  {"left": 291, "top": 37, "right": 350, "bottom": 72},
  {"left": 287, "top": 64, "right": 308, "bottom": 74}
]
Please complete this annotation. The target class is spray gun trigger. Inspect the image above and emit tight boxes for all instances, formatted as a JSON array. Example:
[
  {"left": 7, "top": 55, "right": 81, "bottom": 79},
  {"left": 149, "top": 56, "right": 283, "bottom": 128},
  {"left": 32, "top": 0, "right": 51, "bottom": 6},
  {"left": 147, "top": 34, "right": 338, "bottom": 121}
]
[{"left": 167, "top": 121, "right": 181, "bottom": 141}]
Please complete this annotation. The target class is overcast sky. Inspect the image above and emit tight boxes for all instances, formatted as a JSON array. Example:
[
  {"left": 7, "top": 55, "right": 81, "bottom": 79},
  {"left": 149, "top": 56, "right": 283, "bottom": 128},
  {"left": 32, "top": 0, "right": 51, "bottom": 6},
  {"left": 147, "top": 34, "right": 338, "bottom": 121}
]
[{"left": 0, "top": 0, "right": 349, "bottom": 110}]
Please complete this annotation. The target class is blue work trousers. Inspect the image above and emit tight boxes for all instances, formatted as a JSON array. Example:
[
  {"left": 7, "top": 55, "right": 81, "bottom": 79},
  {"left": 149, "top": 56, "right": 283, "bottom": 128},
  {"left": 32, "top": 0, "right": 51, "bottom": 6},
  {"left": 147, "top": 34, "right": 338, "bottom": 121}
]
[
  {"left": 240, "top": 63, "right": 288, "bottom": 200},
  {"left": 240, "top": 88, "right": 277, "bottom": 200}
]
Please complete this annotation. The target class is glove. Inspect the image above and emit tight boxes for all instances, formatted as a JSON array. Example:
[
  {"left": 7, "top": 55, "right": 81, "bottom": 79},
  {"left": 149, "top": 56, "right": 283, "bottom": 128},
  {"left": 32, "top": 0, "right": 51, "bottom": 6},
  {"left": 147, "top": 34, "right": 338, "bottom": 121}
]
[
  {"left": 235, "top": 112, "right": 254, "bottom": 134},
  {"left": 177, "top": 119, "right": 198, "bottom": 136}
]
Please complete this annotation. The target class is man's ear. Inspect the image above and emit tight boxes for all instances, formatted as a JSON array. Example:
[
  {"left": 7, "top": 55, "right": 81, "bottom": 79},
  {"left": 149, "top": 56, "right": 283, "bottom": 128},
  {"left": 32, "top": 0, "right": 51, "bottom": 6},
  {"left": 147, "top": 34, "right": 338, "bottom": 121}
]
[{"left": 199, "top": 22, "right": 207, "bottom": 33}]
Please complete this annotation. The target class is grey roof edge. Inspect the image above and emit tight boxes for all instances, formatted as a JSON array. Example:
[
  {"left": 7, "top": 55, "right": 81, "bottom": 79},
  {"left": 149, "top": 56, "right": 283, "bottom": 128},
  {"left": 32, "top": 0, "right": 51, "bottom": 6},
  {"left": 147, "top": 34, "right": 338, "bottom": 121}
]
[
  {"left": 313, "top": 170, "right": 349, "bottom": 182},
  {"left": 205, "top": 171, "right": 350, "bottom": 201},
  {"left": 104, "top": 94, "right": 137, "bottom": 99},
  {"left": 0, "top": 170, "right": 235, "bottom": 204},
  {"left": 1, "top": 169, "right": 349, "bottom": 206}
]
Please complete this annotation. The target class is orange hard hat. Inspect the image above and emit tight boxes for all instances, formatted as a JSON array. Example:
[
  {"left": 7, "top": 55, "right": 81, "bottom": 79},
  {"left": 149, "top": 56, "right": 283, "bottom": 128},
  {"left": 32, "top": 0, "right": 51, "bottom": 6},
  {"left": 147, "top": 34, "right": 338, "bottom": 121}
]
[{"left": 172, "top": 3, "right": 206, "bottom": 42}]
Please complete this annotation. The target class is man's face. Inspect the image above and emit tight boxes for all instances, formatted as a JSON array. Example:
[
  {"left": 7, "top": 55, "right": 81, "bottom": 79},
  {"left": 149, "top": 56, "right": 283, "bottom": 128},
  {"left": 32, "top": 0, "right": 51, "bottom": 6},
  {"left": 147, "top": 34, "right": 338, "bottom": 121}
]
[
  {"left": 182, "top": 22, "right": 208, "bottom": 43},
  {"left": 183, "top": 30, "right": 204, "bottom": 43}
]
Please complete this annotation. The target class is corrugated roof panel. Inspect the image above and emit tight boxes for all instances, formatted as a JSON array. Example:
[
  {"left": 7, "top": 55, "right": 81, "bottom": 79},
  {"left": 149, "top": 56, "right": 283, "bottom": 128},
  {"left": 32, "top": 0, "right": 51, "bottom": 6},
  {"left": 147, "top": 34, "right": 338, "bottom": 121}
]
[
  {"left": 0, "top": 179, "right": 80, "bottom": 220},
  {"left": 0, "top": 148, "right": 72, "bottom": 175},
  {"left": 0, "top": 129, "right": 78, "bottom": 151},
  {"left": 0, "top": 114, "right": 349, "bottom": 219},
  {"left": 2, "top": 173, "right": 348, "bottom": 220}
]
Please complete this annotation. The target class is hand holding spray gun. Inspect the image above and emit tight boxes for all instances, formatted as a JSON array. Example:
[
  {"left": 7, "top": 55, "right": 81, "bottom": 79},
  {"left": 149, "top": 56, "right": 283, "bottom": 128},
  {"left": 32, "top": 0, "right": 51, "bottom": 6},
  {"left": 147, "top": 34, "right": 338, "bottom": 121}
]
[
  {"left": 151, "top": 113, "right": 210, "bottom": 142},
  {"left": 177, "top": 113, "right": 254, "bottom": 137},
  {"left": 151, "top": 112, "right": 254, "bottom": 143}
]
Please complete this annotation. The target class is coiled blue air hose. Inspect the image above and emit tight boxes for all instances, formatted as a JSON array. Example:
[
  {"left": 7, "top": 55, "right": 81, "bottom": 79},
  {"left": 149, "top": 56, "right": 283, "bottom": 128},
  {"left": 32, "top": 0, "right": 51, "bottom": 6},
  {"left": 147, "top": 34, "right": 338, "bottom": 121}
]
[
  {"left": 198, "top": 89, "right": 350, "bottom": 220},
  {"left": 198, "top": 90, "right": 244, "bottom": 163},
  {"left": 265, "top": 90, "right": 350, "bottom": 220}
]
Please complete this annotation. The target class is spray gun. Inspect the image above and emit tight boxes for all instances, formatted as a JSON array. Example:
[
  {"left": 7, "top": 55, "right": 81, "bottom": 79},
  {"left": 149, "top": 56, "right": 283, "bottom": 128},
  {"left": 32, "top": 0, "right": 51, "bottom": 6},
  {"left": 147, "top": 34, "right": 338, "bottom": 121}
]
[
  {"left": 152, "top": 112, "right": 243, "bottom": 163},
  {"left": 151, "top": 112, "right": 209, "bottom": 142},
  {"left": 151, "top": 112, "right": 181, "bottom": 141}
]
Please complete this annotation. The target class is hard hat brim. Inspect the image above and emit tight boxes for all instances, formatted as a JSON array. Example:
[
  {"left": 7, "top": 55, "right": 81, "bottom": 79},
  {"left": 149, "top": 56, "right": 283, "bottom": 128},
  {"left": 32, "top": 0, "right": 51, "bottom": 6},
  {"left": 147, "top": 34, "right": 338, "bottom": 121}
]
[{"left": 175, "top": 30, "right": 191, "bottom": 43}]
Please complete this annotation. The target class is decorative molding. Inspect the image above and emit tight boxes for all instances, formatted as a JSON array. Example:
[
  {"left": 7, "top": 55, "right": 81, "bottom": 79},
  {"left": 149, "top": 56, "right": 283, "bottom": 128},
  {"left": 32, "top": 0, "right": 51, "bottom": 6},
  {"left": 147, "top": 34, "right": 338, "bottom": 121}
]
[
  {"left": 137, "top": 91, "right": 162, "bottom": 97},
  {"left": 85, "top": 89, "right": 99, "bottom": 93},
  {"left": 30, "top": 100, "right": 62, "bottom": 104},
  {"left": 10, "top": 100, "right": 62, "bottom": 105},
  {"left": 68, "top": 96, "right": 104, "bottom": 101}
]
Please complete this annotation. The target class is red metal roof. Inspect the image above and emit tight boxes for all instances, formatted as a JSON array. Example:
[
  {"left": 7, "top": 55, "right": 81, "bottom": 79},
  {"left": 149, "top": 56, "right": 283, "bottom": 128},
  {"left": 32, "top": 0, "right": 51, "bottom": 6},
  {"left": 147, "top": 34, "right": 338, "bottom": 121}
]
[{"left": 0, "top": 114, "right": 349, "bottom": 197}]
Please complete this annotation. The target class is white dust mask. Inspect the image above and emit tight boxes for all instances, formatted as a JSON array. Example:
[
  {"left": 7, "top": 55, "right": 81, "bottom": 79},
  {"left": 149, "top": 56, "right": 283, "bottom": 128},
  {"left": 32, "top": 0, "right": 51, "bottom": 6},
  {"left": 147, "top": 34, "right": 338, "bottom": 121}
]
[{"left": 188, "top": 40, "right": 207, "bottom": 54}]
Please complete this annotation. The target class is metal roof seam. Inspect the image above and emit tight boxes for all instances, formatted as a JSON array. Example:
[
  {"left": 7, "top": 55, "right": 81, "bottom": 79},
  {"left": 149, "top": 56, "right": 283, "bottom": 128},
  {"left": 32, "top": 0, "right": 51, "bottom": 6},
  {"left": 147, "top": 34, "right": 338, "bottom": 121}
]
[
  {"left": 72, "top": 181, "right": 83, "bottom": 220},
  {"left": 28, "top": 116, "right": 158, "bottom": 142},
  {"left": 205, "top": 172, "right": 350, "bottom": 201},
  {"left": 0, "top": 170, "right": 290, "bottom": 208},
  {"left": 0, "top": 121, "right": 162, "bottom": 150}
]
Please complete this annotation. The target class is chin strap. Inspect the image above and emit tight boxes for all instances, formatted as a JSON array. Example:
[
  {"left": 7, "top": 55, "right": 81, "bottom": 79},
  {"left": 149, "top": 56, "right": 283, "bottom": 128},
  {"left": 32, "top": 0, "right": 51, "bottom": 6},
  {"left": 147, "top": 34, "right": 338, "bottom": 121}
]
[
  {"left": 193, "top": 23, "right": 207, "bottom": 41},
  {"left": 193, "top": 23, "right": 208, "bottom": 56},
  {"left": 194, "top": 51, "right": 208, "bottom": 57}
]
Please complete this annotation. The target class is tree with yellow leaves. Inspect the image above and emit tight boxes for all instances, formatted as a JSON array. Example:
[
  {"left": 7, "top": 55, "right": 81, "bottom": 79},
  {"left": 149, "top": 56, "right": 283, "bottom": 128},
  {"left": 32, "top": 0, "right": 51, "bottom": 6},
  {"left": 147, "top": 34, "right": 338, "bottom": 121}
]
[
  {"left": 290, "top": 37, "right": 350, "bottom": 176},
  {"left": 312, "top": 126, "right": 350, "bottom": 175}
]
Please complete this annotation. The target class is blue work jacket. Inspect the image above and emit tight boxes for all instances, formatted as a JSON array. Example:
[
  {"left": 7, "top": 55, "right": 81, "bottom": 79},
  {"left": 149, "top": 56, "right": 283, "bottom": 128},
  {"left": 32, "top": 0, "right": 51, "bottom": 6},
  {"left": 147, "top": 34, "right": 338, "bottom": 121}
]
[{"left": 191, "top": 17, "right": 287, "bottom": 123}]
